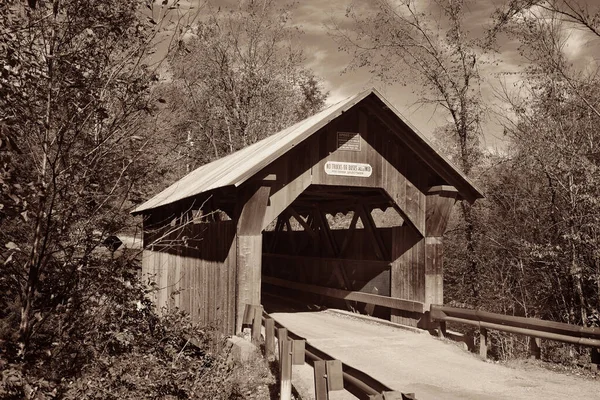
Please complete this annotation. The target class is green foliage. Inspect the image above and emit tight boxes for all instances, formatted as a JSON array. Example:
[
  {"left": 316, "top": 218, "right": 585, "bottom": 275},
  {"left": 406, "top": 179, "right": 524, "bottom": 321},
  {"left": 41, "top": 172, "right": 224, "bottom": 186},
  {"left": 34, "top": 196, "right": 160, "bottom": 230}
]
[
  {"left": 151, "top": 0, "right": 328, "bottom": 181},
  {"left": 0, "top": 0, "right": 166, "bottom": 358},
  {"left": 1, "top": 276, "right": 274, "bottom": 399},
  {"left": 443, "top": 0, "right": 600, "bottom": 361}
]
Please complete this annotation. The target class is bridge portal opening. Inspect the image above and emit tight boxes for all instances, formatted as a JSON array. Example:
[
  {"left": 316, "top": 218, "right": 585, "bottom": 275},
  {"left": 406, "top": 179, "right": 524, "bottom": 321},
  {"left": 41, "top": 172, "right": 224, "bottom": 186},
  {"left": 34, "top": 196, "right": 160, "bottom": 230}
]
[{"left": 261, "top": 184, "right": 406, "bottom": 319}]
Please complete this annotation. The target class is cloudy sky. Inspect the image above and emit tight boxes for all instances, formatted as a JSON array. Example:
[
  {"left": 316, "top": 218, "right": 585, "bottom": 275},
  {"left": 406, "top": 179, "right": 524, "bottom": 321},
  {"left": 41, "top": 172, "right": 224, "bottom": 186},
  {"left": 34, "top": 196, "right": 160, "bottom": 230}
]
[{"left": 169, "top": 0, "right": 599, "bottom": 152}]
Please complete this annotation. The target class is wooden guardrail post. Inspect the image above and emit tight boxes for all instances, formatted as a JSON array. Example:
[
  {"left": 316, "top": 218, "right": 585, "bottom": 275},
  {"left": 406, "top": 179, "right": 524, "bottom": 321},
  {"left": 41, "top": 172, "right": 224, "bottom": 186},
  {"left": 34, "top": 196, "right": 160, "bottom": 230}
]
[
  {"left": 280, "top": 337, "right": 292, "bottom": 400},
  {"left": 479, "top": 328, "right": 488, "bottom": 359},
  {"left": 314, "top": 360, "right": 328, "bottom": 400},
  {"left": 292, "top": 339, "right": 306, "bottom": 365},
  {"left": 260, "top": 308, "right": 416, "bottom": 399},
  {"left": 277, "top": 327, "right": 288, "bottom": 369},
  {"left": 529, "top": 337, "right": 541, "bottom": 360},
  {"left": 265, "top": 317, "right": 275, "bottom": 358},
  {"left": 591, "top": 348, "right": 599, "bottom": 371},
  {"left": 326, "top": 360, "right": 344, "bottom": 391},
  {"left": 313, "top": 359, "right": 344, "bottom": 400},
  {"left": 251, "top": 305, "right": 263, "bottom": 344}
]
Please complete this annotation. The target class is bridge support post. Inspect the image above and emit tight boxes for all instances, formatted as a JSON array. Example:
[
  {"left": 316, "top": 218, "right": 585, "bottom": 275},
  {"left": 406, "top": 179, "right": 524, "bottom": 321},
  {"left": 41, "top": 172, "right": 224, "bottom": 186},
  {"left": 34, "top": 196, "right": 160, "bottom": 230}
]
[
  {"left": 424, "top": 186, "right": 459, "bottom": 307},
  {"left": 591, "top": 348, "right": 599, "bottom": 371},
  {"left": 529, "top": 336, "right": 541, "bottom": 360},
  {"left": 479, "top": 327, "right": 488, "bottom": 359},
  {"left": 235, "top": 184, "right": 271, "bottom": 333}
]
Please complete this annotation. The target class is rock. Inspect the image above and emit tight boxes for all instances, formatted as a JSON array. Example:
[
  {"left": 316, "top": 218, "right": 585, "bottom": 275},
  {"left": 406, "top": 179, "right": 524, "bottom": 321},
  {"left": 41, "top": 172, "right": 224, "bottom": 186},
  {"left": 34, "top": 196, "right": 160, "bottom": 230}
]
[{"left": 227, "top": 336, "right": 259, "bottom": 365}]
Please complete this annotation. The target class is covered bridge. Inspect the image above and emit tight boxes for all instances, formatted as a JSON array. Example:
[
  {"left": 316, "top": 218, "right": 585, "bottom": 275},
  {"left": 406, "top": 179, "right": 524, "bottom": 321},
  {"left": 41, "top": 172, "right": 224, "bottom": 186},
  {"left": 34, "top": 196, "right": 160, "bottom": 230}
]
[{"left": 132, "top": 88, "right": 483, "bottom": 334}]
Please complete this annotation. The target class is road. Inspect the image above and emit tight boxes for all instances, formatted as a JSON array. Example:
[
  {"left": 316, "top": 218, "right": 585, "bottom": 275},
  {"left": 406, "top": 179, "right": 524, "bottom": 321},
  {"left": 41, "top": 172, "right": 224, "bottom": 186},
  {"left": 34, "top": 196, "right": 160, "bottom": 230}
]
[{"left": 268, "top": 309, "right": 599, "bottom": 400}]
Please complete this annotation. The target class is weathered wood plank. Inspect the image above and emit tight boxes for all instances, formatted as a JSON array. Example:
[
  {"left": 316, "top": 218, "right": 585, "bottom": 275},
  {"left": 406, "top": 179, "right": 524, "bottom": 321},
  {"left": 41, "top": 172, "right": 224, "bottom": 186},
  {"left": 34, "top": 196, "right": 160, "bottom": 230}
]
[
  {"left": 425, "top": 185, "right": 458, "bottom": 237},
  {"left": 326, "top": 360, "right": 344, "bottom": 391},
  {"left": 313, "top": 360, "right": 328, "bottom": 400},
  {"left": 237, "top": 185, "right": 271, "bottom": 236},
  {"left": 390, "top": 226, "right": 425, "bottom": 326},
  {"left": 265, "top": 317, "right": 275, "bottom": 357},
  {"left": 261, "top": 141, "right": 313, "bottom": 231},
  {"left": 236, "top": 183, "right": 271, "bottom": 332},
  {"left": 262, "top": 276, "right": 424, "bottom": 313}
]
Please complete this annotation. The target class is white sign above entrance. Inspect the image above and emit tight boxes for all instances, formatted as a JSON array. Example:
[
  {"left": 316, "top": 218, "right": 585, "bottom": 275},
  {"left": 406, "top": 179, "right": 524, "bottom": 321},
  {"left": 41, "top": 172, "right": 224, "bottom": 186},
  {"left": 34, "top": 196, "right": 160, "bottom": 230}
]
[
  {"left": 337, "top": 132, "right": 361, "bottom": 151},
  {"left": 324, "top": 161, "right": 373, "bottom": 177}
]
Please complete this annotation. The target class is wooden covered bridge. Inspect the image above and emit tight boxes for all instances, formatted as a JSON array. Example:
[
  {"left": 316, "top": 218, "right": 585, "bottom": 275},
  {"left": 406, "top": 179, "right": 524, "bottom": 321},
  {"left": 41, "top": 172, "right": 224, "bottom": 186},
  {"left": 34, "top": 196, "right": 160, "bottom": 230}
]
[{"left": 132, "top": 88, "right": 483, "bottom": 334}]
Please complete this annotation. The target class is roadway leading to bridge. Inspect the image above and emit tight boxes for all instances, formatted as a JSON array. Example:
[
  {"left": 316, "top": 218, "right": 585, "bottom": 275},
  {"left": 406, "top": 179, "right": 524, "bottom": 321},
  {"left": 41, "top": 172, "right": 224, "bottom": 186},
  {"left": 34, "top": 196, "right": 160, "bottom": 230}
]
[{"left": 268, "top": 309, "right": 599, "bottom": 400}]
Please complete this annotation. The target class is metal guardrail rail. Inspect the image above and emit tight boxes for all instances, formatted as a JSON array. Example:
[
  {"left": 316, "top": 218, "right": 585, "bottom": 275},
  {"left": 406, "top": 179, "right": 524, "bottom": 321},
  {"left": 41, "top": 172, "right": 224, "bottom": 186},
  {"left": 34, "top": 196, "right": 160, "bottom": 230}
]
[
  {"left": 267, "top": 313, "right": 403, "bottom": 399},
  {"left": 242, "top": 304, "right": 416, "bottom": 400},
  {"left": 430, "top": 305, "right": 600, "bottom": 347}
]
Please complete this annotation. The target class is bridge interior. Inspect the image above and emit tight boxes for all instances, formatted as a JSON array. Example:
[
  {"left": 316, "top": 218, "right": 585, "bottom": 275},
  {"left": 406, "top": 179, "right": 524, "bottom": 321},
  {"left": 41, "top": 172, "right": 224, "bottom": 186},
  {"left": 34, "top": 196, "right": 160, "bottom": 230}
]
[{"left": 262, "top": 184, "right": 405, "bottom": 320}]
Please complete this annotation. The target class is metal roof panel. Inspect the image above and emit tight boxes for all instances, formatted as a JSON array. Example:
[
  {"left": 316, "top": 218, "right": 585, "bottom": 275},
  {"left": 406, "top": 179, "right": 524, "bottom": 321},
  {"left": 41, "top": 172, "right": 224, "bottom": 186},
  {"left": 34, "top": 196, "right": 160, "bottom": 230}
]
[
  {"left": 132, "top": 88, "right": 483, "bottom": 214},
  {"left": 132, "top": 89, "right": 373, "bottom": 213}
]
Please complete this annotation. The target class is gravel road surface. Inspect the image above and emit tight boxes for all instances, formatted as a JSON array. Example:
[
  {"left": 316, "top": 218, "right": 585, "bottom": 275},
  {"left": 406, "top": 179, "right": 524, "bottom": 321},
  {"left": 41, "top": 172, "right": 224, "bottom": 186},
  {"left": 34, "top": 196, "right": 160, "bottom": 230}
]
[{"left": 269, "top": 309, "right": 599, "bottom": 400}]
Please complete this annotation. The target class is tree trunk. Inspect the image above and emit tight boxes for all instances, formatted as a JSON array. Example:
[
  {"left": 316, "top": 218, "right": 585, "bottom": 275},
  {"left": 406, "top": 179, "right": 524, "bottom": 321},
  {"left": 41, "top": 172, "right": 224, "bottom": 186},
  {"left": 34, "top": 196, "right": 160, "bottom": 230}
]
[
  {"left": 461, "top": 201, "right": 479, "bottom": 305},
  {"left": 570, "top": 235, "right": 587, "bottom": 325}
]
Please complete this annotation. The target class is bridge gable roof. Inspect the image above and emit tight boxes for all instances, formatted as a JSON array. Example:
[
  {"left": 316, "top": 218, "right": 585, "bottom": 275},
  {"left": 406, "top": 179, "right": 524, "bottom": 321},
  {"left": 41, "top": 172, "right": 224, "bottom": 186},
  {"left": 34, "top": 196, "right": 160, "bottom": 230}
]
[{"left": 132, "top": 88, "right": 483, "bottom": 215}]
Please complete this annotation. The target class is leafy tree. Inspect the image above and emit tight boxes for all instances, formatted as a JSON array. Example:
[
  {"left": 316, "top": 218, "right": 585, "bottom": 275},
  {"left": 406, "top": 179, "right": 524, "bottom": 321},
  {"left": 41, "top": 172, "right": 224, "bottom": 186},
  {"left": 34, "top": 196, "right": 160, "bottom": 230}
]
[
  {"left": 0, "top": 0, "right": 173, "bottom": 363},
  {"left": 484, "top": 0, "right": 600, "bottom": 328},
  {"left": 333, "top": 0, "right": 487, "bottom": 304},
  {"left": 154, "top": 0, "right": 328, "bottom": 178}
]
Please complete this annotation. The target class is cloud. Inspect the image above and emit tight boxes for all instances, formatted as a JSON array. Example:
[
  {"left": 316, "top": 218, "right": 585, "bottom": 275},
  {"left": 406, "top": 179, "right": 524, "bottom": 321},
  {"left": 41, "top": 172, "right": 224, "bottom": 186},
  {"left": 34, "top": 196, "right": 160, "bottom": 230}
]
[
  {"left": 201, "top": 0, "right": 598, "bottom": 152},
  {"left": 563, "top": 27, "right": 587, "bottom": 59}
]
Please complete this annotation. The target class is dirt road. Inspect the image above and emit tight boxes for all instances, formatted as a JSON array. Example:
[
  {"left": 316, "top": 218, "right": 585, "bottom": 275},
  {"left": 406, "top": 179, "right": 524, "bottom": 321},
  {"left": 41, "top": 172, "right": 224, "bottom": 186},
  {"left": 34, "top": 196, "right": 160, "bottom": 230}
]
[{"left": 269, "top": 310, "right": 599, "bottom": 400}]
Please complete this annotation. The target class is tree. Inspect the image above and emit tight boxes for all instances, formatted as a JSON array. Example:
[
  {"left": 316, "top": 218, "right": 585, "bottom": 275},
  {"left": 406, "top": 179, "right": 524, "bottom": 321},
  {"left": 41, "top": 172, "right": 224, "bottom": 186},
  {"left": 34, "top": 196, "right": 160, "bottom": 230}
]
[
  {"left": 485, "top": 0, "right": 600, "bottom": 327},
  {"left": 333, "top": 0, "right": 486, "bottom": 304},
  {"left": 0, "top": 0, "right": 171, "bottom": 361},
  {"left": 154, "top": 0, "right": 328, "bottom": 177}
]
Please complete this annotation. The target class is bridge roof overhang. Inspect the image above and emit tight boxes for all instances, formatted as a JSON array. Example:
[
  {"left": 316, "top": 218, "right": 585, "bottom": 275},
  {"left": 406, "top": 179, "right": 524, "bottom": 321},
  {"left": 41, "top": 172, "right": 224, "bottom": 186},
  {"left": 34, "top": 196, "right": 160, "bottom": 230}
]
[{"left": 132, "top": 88, "right": 483, "bottom": 217}]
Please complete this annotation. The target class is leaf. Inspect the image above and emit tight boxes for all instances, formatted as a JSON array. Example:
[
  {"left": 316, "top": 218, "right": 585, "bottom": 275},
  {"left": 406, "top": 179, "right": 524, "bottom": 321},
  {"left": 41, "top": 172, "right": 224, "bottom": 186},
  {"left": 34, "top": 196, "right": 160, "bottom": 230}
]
[
  {"left": 9, "top": 193, "right": 20, "bottom": 204},
  {"left": 5, "top": 242, "right": 18, "bottom": 250},
  {"left": 21, "top": 211, "right": 28, "bottom": 222},
  {"left": 4, "top": 253, "right": 13, "bottom": 265}
]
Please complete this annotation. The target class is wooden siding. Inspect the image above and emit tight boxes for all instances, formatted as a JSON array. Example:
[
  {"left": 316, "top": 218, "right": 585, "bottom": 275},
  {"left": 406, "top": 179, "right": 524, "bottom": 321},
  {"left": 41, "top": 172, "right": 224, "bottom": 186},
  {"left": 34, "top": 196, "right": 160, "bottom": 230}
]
[
  {"left": 261, "top": 140, "right": 314, "bottom": 231},
  {"left": 255, "top": 107, "right": 433, "bottom": 235},
  {"left": 141, "top": 220, "right": 237, "bottom": 334},
  {"left": 390, "top": 225, "right": 425, "bottom": 326},
  {"left": 309, "top": 108, "right": 429, "bottom": 236}
]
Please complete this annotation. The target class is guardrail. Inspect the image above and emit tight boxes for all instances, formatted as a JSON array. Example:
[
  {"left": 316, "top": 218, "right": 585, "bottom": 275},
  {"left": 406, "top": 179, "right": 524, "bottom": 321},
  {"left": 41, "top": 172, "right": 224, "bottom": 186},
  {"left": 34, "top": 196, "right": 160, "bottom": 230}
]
[
  {"left": 242, "top": 304, "right": 417, "bottom": 400},
  {"left": 263, "top": 276, "right": 600, "bottom": 368},
  {"left": 262, "top": 276, "right": 425, "bottom": 313},
  {"left": 429, "top": 305, "right": 600, "bottom": 362}
]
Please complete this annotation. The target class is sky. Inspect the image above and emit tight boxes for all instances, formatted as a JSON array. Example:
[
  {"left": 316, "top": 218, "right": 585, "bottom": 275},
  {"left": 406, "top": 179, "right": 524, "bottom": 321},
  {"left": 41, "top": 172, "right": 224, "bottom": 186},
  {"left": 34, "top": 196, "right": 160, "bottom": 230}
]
[{"left": 166, "top": 0, "right": 599, "bottom": 153}]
